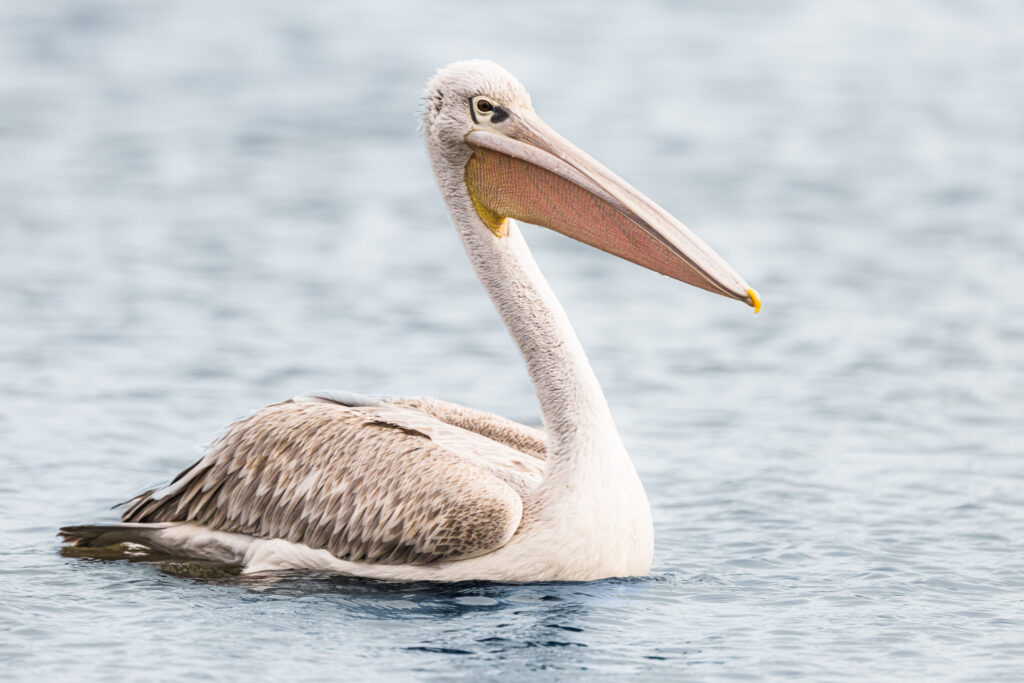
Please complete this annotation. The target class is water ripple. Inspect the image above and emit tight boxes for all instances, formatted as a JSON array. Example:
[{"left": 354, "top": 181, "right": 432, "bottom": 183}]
[{"left": 2, "top": 0, "right": 1023, "bottom": 680}]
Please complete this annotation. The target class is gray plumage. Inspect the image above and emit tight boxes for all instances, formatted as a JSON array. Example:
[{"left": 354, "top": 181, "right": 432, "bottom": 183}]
[{"left": 101, "top": 395, "right": 546, "bottom": 565}]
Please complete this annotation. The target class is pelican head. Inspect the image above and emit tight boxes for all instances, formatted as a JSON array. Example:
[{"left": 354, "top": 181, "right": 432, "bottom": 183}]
[{"left": 422, "top": 60, "right": 760, "bottom": 310}]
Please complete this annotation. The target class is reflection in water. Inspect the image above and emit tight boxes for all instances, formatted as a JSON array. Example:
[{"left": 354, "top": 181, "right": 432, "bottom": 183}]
[
  {"left": 256, "top": 574, "right": 625, "bottom": 672},
  {"left": 60, "top": 543, "right": 244, "bottom": 578}
]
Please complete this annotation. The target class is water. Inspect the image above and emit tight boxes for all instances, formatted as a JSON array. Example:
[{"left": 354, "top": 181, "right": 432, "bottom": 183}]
[{"left": 2, "top": 0, "right": 1022, "bottom": 679}]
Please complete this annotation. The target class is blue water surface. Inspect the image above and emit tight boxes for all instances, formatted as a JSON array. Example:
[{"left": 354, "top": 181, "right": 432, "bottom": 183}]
[{"left": 1, "top": 1, "right": 1022, "bottom": 679}]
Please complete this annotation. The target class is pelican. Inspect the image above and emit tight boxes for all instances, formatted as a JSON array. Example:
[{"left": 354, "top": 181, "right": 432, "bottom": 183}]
[{"left": 61, "top": 60, "right": 759, "bottom": 582}]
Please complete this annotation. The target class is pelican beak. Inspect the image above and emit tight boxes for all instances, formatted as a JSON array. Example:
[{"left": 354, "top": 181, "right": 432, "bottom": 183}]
[{"left": 464, "top": 110, "right": 760, "bottom": 310}]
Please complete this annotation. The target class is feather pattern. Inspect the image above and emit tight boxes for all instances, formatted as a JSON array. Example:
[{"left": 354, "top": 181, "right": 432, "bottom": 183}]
[{"left": 120, "top": 397, "right": 546, "bottom": 565}]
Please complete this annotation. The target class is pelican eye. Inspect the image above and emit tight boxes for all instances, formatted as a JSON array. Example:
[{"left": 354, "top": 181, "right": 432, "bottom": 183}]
[{"left": 471, "top": 96, "right": 508, "bottom": 124}]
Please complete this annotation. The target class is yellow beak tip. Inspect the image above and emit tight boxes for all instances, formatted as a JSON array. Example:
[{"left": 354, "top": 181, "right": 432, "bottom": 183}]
[{"left": 746, "top": 287, "right": 762, "bottom": 314}]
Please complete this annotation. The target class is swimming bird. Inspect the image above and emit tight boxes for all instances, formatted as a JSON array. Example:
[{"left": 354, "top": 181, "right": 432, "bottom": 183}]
[{"left": 61, "top": 60, "right": 759, "bottom": 582}]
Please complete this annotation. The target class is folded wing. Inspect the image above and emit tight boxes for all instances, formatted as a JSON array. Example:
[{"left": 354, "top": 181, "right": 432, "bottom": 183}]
[{"left": 122, "top": 396, "right": 546, "bottom": 565}]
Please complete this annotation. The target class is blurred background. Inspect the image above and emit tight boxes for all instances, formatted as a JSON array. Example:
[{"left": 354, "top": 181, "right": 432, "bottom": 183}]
[{"left": 1, "top": 1, "right": 1022, "bottom": 680}]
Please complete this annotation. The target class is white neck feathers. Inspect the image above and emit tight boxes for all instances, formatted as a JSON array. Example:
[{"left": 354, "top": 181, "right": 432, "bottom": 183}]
[
  {"left": 433, "top": 164, "right": 631, "bottom": 488},
  {"left": 425, "top": 142, "right": 653, "bottom": 572}
]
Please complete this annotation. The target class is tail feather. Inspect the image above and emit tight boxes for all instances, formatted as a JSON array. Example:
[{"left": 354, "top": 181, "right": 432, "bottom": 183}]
[{"left": 59, "top": 523, "right": 177, "bottom": 549}]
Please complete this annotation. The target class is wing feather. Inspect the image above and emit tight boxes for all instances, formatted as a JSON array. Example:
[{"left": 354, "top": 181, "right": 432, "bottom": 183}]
[
  {"left": 383, "top": 396, "right": 547, "bottom": 460},
  {"left": 123, "top": 401, "right": 527, "bottom": 565}
]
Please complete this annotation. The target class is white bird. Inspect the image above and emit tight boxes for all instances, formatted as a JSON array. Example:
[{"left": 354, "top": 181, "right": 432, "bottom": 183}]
[{"left": 61, "top": 60, "right": 760, "bottom": 582}]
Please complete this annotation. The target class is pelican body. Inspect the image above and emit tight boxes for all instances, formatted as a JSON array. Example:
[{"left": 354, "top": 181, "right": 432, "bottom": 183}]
[{"left": 61, "top": 61, "right": 758, "bottom": 582}]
